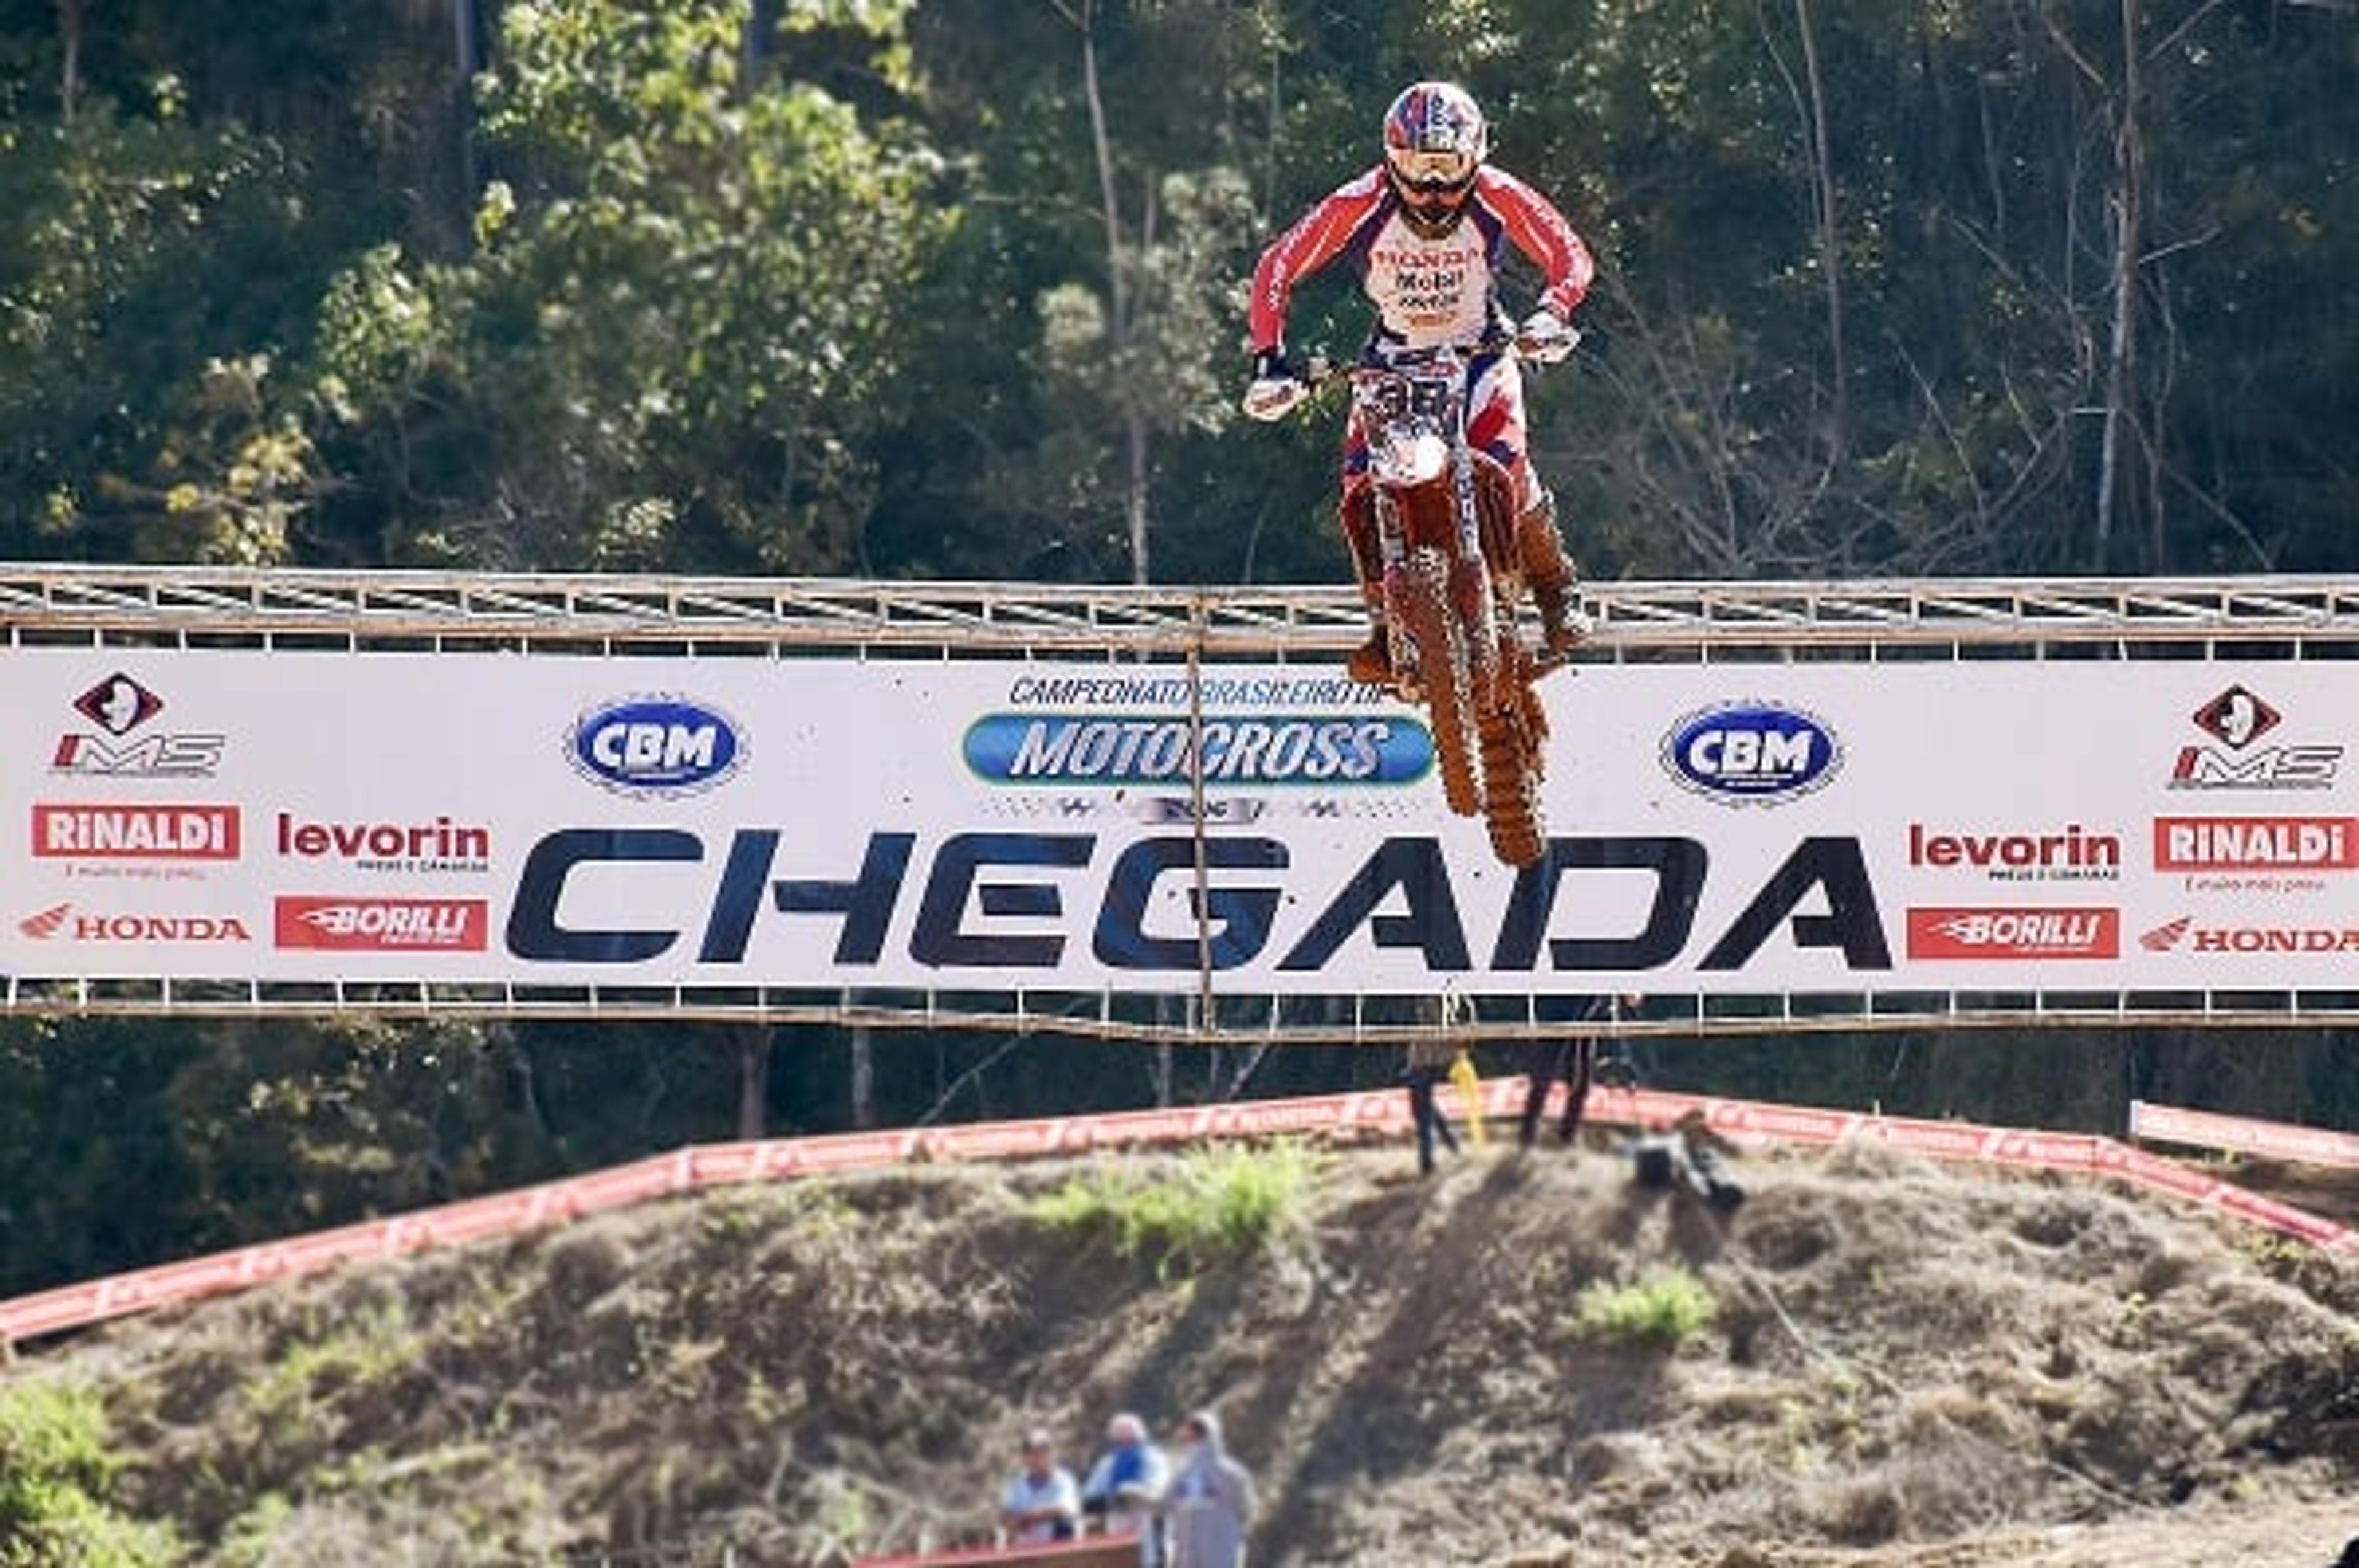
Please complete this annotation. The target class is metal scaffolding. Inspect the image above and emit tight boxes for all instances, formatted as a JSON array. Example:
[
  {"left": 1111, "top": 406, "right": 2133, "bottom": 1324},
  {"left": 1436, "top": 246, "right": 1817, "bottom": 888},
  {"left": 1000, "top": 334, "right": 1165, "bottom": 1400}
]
[
  {"left": 7, "top": 563, "right": 2359, "bottom": 654},
  {"left": 7, "top": 563, "right": 2359, "bottom": 1040}
]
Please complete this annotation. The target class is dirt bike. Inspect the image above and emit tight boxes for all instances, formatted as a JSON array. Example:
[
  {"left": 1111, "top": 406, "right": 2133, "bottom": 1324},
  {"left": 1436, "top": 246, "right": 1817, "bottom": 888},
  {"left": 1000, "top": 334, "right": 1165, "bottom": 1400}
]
[{"left": 1329, "top": 336, "right": 1565, "bottom": 868}]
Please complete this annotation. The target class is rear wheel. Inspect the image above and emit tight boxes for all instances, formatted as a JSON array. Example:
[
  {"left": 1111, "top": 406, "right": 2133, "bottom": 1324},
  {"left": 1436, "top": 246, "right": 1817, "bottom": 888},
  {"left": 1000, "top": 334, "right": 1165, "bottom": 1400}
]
[
  {"left": 1479, "top": 643, "right": 1549, "bottom": 867},
  {"left": 1402, "top": 546, "right": 1481, "bottom": 816}
]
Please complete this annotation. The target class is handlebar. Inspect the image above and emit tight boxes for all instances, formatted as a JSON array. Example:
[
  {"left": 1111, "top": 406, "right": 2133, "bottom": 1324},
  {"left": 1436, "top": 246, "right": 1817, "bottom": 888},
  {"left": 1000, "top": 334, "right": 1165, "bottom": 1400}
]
[{"left": 1246, "top": 324, "right": 1579, "bottom": 415}]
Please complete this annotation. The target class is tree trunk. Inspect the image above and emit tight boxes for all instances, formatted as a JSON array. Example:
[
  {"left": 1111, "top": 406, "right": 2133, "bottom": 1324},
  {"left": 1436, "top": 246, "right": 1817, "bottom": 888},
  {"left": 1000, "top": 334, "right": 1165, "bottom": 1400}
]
[
  {"left": 57, "top": 0, "right": 80, "bottom": 125},
  {"left": 2094, "top": 0, "right": 2144, "bottom": 570},
  {"left": 849, "top": 1022, "right": 876, "bottom": 1129},
  {"left": 1125, "top": 409, "right": 1151, "bottom": 585},
  {"left": 453, "top": 0, "right": 488, "bottom": 216},
  {"left": 1061, "top": 0, "right": 1156, "bottom": 585},
  {"left": 1793, "top": 0, "right": 1848, "bottom": 451},
  {"left": 735, "top": 1024, "right": 772, "bottom": 1141}
]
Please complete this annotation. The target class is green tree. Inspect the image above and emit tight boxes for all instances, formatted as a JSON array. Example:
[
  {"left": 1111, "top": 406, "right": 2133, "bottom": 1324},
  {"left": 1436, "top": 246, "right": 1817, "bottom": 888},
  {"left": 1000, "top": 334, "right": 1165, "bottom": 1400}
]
[{"left": 306, "top": 0, "right": 950, "bottom": 571}]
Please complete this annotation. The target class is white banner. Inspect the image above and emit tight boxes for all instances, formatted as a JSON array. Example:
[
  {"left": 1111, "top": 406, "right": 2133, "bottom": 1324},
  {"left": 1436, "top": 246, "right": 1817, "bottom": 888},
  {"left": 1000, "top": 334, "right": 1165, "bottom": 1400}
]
[{"left": 5, "top": 648, "right": 2357, "bottom": 995}]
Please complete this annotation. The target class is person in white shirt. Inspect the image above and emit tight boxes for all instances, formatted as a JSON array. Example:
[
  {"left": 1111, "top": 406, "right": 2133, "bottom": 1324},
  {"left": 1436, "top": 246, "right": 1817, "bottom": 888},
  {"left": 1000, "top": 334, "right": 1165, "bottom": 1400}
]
[{"left": 999, "top": 1427, "right": 1081, "bottom": 1545}]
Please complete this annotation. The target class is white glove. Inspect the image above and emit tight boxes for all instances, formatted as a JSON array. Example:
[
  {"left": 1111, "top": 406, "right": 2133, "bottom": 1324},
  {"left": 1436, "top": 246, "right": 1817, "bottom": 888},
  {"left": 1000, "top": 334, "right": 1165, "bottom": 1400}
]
[
  {"left": 1517, "top": 308, "right": 1581, "bottom": 365},
  {"left": 1242, "top": 369, "right": 1308, "bottom": 421}
]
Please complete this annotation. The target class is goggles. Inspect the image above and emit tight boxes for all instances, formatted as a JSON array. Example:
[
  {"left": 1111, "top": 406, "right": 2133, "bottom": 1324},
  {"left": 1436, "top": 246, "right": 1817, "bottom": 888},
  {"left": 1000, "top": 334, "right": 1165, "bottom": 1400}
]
[{"left": 1390, "top": 147, "right": 1475, "bottom": 189}]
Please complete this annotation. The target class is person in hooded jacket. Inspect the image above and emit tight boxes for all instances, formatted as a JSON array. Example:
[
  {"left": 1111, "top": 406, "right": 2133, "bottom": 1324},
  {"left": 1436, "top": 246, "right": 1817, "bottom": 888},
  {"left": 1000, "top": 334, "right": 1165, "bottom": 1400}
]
[{"left": 1159, "top": 1409, "right": 1256, "bottom": 1568}]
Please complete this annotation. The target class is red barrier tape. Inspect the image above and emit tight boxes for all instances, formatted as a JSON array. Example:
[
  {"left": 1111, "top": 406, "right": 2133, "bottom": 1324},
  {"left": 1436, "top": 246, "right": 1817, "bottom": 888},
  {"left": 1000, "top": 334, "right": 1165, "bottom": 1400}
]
[
  {"left": 4, "top": 1080, "right": 2351, "bottom": 1348},
  {"left": 2130, "top": 1099, "right": 2359, "bottom": 1169},
  {"left": 853, "top": 1531, "right": 1141, "bottom": 1568}
]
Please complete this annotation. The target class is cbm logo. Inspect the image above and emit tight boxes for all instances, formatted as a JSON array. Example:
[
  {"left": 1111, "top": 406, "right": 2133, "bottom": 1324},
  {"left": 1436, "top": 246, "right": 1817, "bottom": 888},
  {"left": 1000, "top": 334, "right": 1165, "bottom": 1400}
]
[
  {"left": 2169, "top": 685, "right": 2340, "bottom": 791},
  {"left": 1661, "top": 701, "right": 1841, "bottom": 806},
  {"left": 566, "top": 696, "right": 748, "bottom": 798}
]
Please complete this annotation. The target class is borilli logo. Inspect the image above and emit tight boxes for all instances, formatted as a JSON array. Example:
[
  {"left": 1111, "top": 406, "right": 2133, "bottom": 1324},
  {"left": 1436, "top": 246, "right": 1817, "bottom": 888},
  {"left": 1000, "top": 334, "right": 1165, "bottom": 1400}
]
[
  {"left": 273, "top": 895, "right": 488, "bottom": 952},
  {"left": 1906, "top": 907, "right": 2121, "bottom": 960}
]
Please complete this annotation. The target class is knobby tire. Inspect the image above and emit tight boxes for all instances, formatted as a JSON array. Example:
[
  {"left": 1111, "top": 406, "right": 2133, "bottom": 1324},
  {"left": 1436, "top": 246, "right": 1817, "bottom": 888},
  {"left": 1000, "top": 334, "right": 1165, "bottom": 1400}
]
[
  {"left": 1479, "top": 638, "right": 1551, "bottom": 867},
  {"left": 1402, "top": 546, "right": 1482, "bottom": 817}
]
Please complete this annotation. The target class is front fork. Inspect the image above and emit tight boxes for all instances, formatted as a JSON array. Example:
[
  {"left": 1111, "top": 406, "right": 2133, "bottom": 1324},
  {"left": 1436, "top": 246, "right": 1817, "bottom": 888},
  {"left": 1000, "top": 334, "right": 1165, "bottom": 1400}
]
[
  {"left": 1450, "top": 437, "right": 1503, "bottom": 711},
  {"left": 1374, "top": 458, "right": 1510, "bottom": 708},
  {"left": 1374, "top": 490, "right": 1418, "bottom": 700}
]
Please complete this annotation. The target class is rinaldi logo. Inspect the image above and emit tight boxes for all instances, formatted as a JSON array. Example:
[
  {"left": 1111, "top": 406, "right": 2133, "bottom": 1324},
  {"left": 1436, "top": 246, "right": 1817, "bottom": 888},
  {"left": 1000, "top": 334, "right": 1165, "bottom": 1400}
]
[
  {"left": 31, "top": 804, "right": 241, "bottom": 859},
  {"left": 273, "top": 895, "right": 489, "bottom": 952},
  {"left": 1905, "top": 907, "right": 2121, "bottom": 960},
  {"left": 2151, "top": 816, "right": 2359, "bottom": 872}
]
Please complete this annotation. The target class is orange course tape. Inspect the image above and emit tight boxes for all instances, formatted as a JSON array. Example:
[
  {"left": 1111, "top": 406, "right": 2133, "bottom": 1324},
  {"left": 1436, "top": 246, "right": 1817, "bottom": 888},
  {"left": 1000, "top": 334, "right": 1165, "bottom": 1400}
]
[{"left": 3, "top": 1083, "right": 2351, "bottom": 1348}]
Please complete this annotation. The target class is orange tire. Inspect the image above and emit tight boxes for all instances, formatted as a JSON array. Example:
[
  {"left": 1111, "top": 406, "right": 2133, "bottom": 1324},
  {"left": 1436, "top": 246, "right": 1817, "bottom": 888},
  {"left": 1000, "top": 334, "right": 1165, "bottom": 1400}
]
[
  {"left": 1401, "top": 546, "right": 1482, "bottom": 817},
  {"left": 1479, "top": 646, "right": 1549, "bottom": 867}
]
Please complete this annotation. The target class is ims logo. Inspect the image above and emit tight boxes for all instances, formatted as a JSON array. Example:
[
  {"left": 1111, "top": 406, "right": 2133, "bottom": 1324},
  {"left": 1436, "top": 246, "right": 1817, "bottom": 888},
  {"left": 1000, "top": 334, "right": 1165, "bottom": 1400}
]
[
  {"left": 2168, "top": 685, "right": 2339, "bottom": 791},
  {"left": 51, "top": 674, "right": 225, "bottom": 778}
]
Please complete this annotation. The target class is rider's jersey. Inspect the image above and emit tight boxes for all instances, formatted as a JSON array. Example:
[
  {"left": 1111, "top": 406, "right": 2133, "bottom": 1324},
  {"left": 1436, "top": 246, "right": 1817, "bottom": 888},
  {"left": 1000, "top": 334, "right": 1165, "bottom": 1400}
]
[{"left": 1248, "top": 165, "right": 1594, "bottom": 356}]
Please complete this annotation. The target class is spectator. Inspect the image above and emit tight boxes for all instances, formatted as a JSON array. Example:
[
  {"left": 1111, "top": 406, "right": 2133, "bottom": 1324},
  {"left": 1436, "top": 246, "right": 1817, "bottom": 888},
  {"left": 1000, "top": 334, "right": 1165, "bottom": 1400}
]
[
  {"left": 1081, "top": 1411, "right": 1170, "bottom": 1564},
  {"left": 1000, "top": 1426, "right": 1081, "bottom": 1546},
  {"left": 1404, "top": 1036, "right": 1463, "bottom": 1175},
  {"left": 1160, "top": 1410, "right": 1256, "bottom": 1568},
  {"left": 1520, "top": 995, "right": 1638, "bottom": 1149}
]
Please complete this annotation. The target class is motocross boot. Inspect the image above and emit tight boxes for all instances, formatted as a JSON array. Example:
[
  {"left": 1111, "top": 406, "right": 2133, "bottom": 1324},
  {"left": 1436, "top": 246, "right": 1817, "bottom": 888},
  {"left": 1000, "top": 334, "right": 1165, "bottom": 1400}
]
[
  {"left": 1347, "top": 618, "right": 1393, "bottom": 687},
  {"left": 1517, "top": 489, "right": 1590, "bottom": 655},
  {"left": 1340, "top": 488, "right": 1395, "bottom": 685}
]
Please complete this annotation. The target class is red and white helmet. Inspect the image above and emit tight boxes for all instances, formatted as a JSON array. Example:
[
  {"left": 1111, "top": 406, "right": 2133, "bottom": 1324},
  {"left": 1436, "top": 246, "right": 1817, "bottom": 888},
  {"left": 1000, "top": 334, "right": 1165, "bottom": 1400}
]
[{"left": 1382, "top": 81, "right": 1488, "bottom": 236}]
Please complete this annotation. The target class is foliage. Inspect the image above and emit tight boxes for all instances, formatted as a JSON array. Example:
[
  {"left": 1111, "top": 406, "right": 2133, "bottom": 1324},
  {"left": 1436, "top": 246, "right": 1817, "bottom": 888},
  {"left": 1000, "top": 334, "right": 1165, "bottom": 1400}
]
[
  {"left": 0, "top": 98, "right": 318, "bottom": 564},
  {"left": 1027, "top": 1142, "right": 1320, "bottom": 1273},
  {"left": 0, "top": 1375, "right": 183, "bottom": 1566},
  {"left": 1572, "top": 1265, "right": 1719, "bottom": 1348},
  {"left": 0, "top": 0, "right": 2357, "bottom": 1303},
  {"left": 305, "top": 0, "right": 949, "bottom": 570}
]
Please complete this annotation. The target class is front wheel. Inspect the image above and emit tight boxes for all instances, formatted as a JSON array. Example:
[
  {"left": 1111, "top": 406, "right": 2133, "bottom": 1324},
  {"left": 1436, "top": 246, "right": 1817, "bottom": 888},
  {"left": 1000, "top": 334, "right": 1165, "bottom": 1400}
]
[{"left": 1400, "top": 545, "right": 1482, "bottom": 817}]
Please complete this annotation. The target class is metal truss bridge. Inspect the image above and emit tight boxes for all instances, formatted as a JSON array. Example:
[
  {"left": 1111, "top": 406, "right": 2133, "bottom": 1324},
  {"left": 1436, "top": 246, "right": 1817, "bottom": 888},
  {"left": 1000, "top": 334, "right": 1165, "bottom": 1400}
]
[{"left": 7, "top": 564, "right": 2359, "bottom": 1043}]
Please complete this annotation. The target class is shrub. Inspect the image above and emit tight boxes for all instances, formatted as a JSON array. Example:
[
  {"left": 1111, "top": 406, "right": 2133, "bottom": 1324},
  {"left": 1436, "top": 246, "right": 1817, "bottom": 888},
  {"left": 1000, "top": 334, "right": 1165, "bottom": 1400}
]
[
  {"left": 1573, "top": 1266, "right": 1719, "bottom": 1349},
  {"left": 0, "top": 1374, "right": 184, "bottom": 1566},
  {"left": 1027, "top": 1142, "right": 1320, "bottom": 1274}
]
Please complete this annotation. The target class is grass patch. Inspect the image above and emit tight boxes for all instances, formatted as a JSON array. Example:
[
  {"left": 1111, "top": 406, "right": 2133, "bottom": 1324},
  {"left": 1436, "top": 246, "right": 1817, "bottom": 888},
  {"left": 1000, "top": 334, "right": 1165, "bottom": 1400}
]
[
  {"left": 1027, "top": 1142, "right": 1320, "bottom": 1274},
  {"left": 1573, "top": 1265, "right": 1719, "bottom": 1348},
  {"left": 0, "top": 1372, "right": 184, "bottom": 1565}
]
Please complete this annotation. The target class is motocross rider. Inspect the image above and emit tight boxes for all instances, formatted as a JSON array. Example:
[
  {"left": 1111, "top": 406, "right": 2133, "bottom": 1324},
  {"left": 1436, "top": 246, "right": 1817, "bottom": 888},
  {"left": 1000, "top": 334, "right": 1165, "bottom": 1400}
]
[{"left": 1242, "top": 80, "right": 1595, "bottom": 685}]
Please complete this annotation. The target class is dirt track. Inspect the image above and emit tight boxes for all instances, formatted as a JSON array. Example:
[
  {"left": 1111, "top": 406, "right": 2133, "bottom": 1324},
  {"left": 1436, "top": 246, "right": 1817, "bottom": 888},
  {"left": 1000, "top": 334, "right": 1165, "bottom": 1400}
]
[{"left": 14, "top": 1133, "right": 2358, "bottom": 1564}]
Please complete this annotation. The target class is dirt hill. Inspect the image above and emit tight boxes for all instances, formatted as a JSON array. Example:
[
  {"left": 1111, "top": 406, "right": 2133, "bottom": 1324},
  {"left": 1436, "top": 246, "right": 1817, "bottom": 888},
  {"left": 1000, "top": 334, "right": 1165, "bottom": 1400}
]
[{"left": 9, "top": 1131, "right": 2358, "bottom": 1566}]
